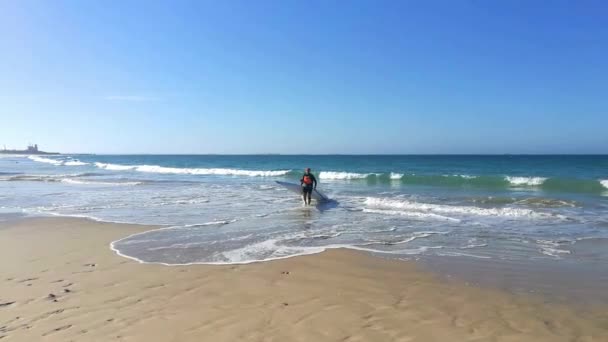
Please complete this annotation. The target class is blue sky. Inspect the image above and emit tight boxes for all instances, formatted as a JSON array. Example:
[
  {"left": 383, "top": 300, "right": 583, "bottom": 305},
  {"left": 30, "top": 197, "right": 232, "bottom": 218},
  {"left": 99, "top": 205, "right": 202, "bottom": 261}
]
[{"left": 1, "top": 0, "right": 607, "bottom": 154}]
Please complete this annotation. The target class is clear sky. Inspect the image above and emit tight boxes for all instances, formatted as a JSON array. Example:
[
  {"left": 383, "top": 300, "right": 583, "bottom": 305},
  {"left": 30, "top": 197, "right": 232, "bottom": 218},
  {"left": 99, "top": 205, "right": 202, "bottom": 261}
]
[{"left": 1, "top": 0, "right": 607, "bottom": 154}]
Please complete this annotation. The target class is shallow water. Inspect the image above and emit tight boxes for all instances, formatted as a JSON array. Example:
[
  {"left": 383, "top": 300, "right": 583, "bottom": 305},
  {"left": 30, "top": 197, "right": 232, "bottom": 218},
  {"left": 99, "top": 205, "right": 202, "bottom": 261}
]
[{"left": 2, "top": 154, "right": 608, "bottom": 296}]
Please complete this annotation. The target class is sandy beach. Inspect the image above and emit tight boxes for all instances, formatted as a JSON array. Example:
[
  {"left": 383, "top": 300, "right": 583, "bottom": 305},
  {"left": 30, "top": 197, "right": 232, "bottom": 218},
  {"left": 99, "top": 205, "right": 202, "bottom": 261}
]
[{"left": 1, "top": 217, "right": 607, "bottom": 341}]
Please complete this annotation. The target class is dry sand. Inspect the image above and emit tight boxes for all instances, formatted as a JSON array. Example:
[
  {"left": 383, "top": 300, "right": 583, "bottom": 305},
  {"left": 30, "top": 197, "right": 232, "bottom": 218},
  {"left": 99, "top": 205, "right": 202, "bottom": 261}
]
[{"left": 1, "top": 217, "right": 607, "bottom": 341}]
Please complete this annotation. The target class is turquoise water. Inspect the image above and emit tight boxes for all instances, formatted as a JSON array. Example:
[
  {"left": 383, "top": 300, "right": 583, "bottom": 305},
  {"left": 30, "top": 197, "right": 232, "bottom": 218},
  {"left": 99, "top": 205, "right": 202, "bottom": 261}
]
[{"left": 1, "top": 154, "right": 607, "bottom": 270}]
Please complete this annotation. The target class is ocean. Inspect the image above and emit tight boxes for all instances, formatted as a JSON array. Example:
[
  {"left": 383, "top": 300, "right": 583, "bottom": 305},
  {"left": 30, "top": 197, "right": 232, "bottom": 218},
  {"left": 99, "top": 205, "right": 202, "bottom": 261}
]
[{"left": 2, "top": 154, "right": 608, "bottom": 298}]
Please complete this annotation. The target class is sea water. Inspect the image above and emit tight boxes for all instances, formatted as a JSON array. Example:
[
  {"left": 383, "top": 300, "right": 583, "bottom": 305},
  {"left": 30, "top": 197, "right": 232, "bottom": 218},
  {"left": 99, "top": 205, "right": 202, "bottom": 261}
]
[{"left": 2, "top": 154, "right": 608, "bottom": 297}]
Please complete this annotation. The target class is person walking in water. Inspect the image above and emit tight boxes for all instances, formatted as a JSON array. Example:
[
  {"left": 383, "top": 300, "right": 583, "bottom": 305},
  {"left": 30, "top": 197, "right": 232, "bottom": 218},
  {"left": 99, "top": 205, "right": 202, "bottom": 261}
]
[{"left": 300, "top": 168, "right": 318, "bottom": 205}]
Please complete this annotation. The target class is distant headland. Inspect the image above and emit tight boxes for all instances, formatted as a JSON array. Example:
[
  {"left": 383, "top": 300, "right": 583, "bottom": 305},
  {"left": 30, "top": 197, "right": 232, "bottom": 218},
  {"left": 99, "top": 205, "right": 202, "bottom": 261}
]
[{"left": 0, "top": 144, "right": 59, "bottom": 155}]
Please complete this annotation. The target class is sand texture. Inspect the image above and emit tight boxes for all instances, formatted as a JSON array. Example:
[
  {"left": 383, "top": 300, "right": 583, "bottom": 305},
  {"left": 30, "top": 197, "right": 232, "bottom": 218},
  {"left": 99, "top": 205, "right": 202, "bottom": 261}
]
[{"left": 1, "top": 217, "right": 607, "bottom": 341}]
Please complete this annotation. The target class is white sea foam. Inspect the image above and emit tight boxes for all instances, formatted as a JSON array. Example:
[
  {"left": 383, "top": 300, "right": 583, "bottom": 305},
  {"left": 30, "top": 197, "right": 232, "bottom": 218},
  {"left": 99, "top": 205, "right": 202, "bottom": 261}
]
[
  {"left": 95, "top": 162, "right": 137, "bottom": 171},
  {"left": 60, "top": 178, "right": 142, "bottom": 186},
  {"left": 601, "top": 180, "right": 608, "bottom": 189},
  {"left": 28, "top": 156, "right": 89, "bottom": 166},
  {"left": 4, "top": 173, "right": 95, "bottom": 183},
  {"left": 94, "top": 162, "right": 289, "bottom": 177},
  {"left": 28, "top": 156, "right": 63, "bottom": 165},
  {"left": 365, "top": 197, "right": 543, "bottom": 218},
  {"left": 110, "top": 224, "right": 446, "bottom": 265},
  {"left": 536, "top": 239, "right": 572, "bottom": 258},
  {"left": 460, "top": 238, "right": 488, "bottom": 249},
  {"left": 539, "top": 248, "right": 571, "bottom": 257},
  {"left": 183, "top": 220, "right": 237, "bottom": 227},
  {"left": 442, "top": 174, "right": 477, "bottom": 179},
  {"left": 319, "top": 171, "right": 373, "bottom": 180},
  {"left": 147, "top": 242, "right": 208, "bottom": 251},
  {"left": 173, "top": 197, "right": 210, "bottom": 205},
  {"left": 436, "top": 251, "right": 491, "bottom": 259},
  {"left": 212, "top": 241, "right": 443, "bottom": 265},
  {"left": 364, "top": 231, "right": 448, "bottom": 245},
  {"left": 363, "top": 208, "right": 460, "bottom": 222},
  {"left": 64, "top": 160, "right": 89, "bottom": 166},
  {"left": 505, "top": 176, "right": 547, "bottom": 186},
  {"left": 137, "top": 165, "right": 290, "bottom": 177},
  {"left": 460, "top": 243, "right": 488, "bottom": 249},
  {"left": 390, "top": 172, "right": 404, "bottom": 180}
]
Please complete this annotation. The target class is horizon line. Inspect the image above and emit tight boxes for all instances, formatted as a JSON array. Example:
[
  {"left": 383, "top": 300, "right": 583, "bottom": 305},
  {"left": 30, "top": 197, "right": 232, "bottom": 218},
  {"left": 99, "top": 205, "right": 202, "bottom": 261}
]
[{"left": 56, "top": 152, "right": 608, "bottom": 156}]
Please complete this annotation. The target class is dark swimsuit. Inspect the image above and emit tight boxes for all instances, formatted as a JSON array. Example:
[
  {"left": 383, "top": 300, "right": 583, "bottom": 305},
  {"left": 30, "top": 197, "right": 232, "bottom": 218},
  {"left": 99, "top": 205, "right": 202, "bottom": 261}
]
[
  {"left": 301, "top": 173, "right": 317, "bottom": 194},
  {"left": 302, "top": 184, "right": 313, "bottom": 194}
]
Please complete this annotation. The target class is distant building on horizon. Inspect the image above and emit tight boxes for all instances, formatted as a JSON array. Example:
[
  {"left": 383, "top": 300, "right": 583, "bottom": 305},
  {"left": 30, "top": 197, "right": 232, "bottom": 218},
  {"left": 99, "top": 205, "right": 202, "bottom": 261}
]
[{"left": 0, "top": 144, "right": 59, "bottom": 155}]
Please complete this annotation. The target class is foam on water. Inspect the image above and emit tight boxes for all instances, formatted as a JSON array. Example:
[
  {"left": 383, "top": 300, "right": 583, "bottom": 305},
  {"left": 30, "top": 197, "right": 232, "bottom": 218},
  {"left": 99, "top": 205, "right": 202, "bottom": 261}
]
[
  {"left": 3, "top": 173, "right": 97, "bottom": 183},
  {"left": 435, "top": 251, "right": 491, "bottom": 259},
  {"left": 460, "top": 243, "right": 488, "bottom": 249},
  {"left": 365, "top": 197, "right": 546, "bottom": 219},
  {"left": 60, "top": 178, "right": 143, "bottom": 186},
  {"left": 363, "top": 231, "right": 448, "bottom": 245},
  {"left": 444, "top": 174, "right": 477, "bottom": 179},
  {"left": 362, "top": 208, "right": 460, "bottom": 222},
  {"left": 95, "top": 162, "right": 290, "bottom": 177},
  {"left": 505, "top": 176, "right": 547, "bottom": 186},
  {"left": 64, "top": 160, "right": 89, "bottom": 166},
  {"left": 319, "top": 171, "right": 374, "bottom": 180},
  {"left": 390, "top": 172, "right": 404, "bottom": 180},
  {"left": 5, "top": 154, "right": 608, "bottom": 270},
  {"left": 183, "top": 220, "right": 238, "bottom": 227},
  {"left": 536, "top": 239, "right": 572, "bottom": 258},
  {"left": 28, "top": 156, "right": 63, "bottom": 165},
  {"left": 95, "top": 162, "right": 136, "bottom": 171},
  {"left": 28, "top": 156, "right": 89, "bottom": 166},
  {"left": 110, "top": 225, "right": 447, "bottom": 265}
]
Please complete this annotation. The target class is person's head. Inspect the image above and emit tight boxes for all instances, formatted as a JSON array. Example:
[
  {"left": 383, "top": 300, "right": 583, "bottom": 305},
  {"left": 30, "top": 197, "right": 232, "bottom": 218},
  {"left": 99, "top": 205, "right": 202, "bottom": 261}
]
[{"left": 305, "top": 167, "right": 311, "bottom": 173}]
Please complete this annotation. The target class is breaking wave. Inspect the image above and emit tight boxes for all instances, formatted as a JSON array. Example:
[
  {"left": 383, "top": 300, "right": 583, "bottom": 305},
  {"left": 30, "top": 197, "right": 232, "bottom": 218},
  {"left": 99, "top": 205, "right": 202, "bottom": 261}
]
[
  {"left": 310, "top": 171, "right": 608, "bottom": 194},
  {"left": 28, "top": 156, "right": 63, "bottom": 165},
  {"left": 505, "top": 176, "right": 547, "bottom": 186},
  {"left": 390, "top": 172, "right": 404, "bottom": 180},
  {"left": 60, "top": 178, "right": 143, "bottom": 186},
  {"left": 28, "top": 156, "right": 89, "bottom": 166},
  {"left": 362, "top": 208, "right": 460, "bottom": 222},
  {"left": 364, "top": 197, "right": 551, "bottom": 219},
  {"left": 318, "top": 171, "right": 375, "bottom": 179},
  {"left": 95, "top": 162, "right": 290, "bottom": 177},
  {"left": 24, "top": 156, "right": 608, "bottom": 193},
  {"left": 64, "top": 160, "right": 89, "bottom": 166},
  {"left": 1, "top": 173, "right": 141, "bottom": 186}
]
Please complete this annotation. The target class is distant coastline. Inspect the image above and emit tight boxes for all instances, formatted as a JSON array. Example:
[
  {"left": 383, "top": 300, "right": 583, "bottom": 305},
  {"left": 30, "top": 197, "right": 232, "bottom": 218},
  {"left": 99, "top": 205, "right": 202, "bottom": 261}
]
[{"left": 0, "top": 144, "right": 59, "bottom": 155}]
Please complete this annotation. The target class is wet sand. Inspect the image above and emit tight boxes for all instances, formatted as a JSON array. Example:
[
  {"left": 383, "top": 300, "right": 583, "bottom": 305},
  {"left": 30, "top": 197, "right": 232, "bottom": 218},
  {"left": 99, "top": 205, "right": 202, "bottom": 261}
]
[{"left": 1, "top": 217, "right": 607, "bottom": 341}]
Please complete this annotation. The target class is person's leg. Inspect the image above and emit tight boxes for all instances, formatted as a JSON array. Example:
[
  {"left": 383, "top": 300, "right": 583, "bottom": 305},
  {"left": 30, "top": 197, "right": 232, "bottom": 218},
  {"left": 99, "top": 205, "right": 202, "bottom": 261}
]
[
  {"left": 302, "top": 189, "right": 307, "bottom": 204},
  {"left": 307, "top": 190, "right": 312, "bottom": 205}
]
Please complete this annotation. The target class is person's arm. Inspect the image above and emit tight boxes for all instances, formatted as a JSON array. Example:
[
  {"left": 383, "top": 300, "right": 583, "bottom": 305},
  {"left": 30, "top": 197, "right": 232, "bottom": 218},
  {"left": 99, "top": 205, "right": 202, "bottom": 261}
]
[
  {"left": 313, "top": 175, "right": 318, "bottom": 189},
  {"left": 300, "top": 175, "right": 304, "bottom": 186}
]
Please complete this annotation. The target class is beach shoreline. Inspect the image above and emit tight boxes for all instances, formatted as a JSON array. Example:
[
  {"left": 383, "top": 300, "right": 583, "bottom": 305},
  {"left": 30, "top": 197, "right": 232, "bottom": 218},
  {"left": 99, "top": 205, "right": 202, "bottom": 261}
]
[{"left": 1, "top": 217, "right": 607, "bottom": 341}]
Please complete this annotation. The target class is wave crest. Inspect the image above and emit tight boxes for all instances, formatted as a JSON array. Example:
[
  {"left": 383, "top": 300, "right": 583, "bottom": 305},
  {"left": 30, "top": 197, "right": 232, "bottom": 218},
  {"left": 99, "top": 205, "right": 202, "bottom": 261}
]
[
  {"left": 2, "top": 173, "right": 140, "bottom": 186},
  {"left": 64, "top": 160, "right": 88, "bottom": 166},
  {"left": 319, "top": 171, "right": 374, "bottom": 180},
  {"left": 95, "top": 162, "right": 136, "bottom": 171},
  {"left": 60, "top": 179, "right": 142, "bottom": 186},
  {"left": 390, "top": 172, "right": 404, "bottom": 180},
  {"left": 95, "top": 162, "right": 290, "bottom": 177},
  {"left": 365, "top": 197, "right": 544, "bottom": 218},
  {"left": 28, "top": 156, "right": 63, "bottom": 165},
  {"left": 505, "top": 176, "right": 547, "bottom": 186},
  {"left": 28, "top": 156, "right": 89, "bottom": 166}
]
